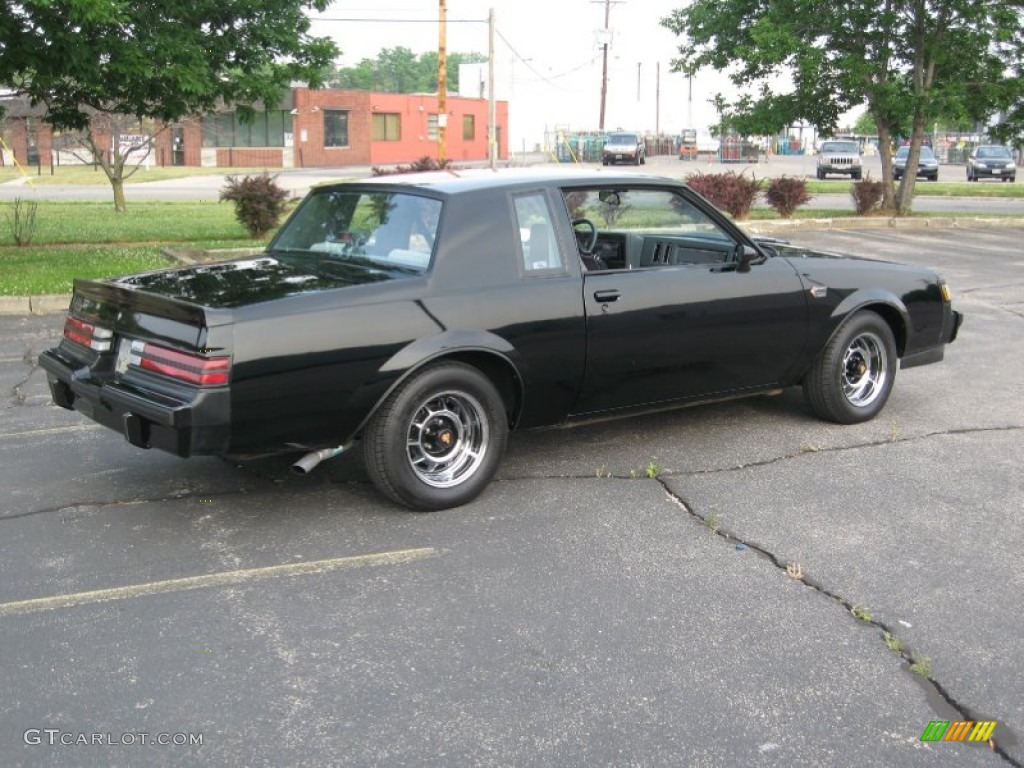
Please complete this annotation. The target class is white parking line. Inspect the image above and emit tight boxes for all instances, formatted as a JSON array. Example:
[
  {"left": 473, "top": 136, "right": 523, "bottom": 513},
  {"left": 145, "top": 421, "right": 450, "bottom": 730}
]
[
  {"left": 0, "top": 547, "right": 438, "bottom": 617},
  {"left": 0, "top": 424, "right": 102, "bottom": 440}
]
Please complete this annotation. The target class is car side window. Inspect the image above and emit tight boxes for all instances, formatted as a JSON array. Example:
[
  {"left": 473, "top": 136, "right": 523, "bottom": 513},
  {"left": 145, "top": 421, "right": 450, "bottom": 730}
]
[
  {"left": 513, "top": 192, "right": 564, "bottom": 274},
  {"left": 563, "top": 187, "right": 735, "bottom": 270}
]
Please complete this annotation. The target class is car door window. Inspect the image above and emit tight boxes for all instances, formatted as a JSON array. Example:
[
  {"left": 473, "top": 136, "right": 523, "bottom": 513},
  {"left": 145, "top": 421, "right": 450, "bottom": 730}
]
[
  {"left": 513, "top": 192, "right": 564, "bottom": 274},
  {"left": 563, "top": 187, "right": 735, "bottom": 270}
]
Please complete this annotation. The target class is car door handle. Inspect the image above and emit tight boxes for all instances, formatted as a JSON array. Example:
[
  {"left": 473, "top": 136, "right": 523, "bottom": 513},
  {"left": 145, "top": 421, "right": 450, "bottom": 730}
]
[{"left": 593, "top": 289, "right": 621, "bottom": 302}]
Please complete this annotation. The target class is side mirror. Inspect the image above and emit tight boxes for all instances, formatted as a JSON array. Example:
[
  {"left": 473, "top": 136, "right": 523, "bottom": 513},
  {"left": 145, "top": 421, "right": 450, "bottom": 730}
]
[{"left": 736, "top": 244, "right": 758, "bottom": 273}]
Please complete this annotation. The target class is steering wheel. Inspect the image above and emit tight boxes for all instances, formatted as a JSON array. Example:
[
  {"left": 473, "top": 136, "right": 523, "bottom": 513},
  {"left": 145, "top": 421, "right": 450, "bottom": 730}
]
[{"left": 571, "top": 218, "right": 598, "bottom": 255}]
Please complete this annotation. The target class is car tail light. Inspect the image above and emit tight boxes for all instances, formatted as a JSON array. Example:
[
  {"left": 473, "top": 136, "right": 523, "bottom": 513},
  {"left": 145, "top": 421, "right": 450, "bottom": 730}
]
[
  {"left": 63, "top": 316, "right": 113, "bottom": 352},
  {"left": 129, "top": 340, "right": 230, "bottom": 386}
]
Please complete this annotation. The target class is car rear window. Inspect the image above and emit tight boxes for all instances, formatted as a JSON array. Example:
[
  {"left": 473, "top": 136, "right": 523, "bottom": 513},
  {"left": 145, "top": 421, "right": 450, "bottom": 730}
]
[{"left": 270, "top": 189, "right": 441, "bottom": 276}]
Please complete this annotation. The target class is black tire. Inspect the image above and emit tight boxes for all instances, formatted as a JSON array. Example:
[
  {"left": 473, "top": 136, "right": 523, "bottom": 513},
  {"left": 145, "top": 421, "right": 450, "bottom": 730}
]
[
  {"left": 803, "top": 311, "right": 898, "bottom": 424},
  {"left": 640, "top": 154, "right": 645, "bottom": 165},
  {"left": 852, "top": 171, "right": 862, "bottom": 180},
  {"left": 816, "top": 168, "right": 825, "bottom": 180},
  {"left": 362, "top": 362, "right": 508, "bottom": 511}
]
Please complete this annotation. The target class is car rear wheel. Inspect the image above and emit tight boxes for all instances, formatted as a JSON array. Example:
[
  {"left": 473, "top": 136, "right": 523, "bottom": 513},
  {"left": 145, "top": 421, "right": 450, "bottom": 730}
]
[
  {"left": 803, "top": 311, "right": 897, "bottom": 424},
  {"left": 362, "top": 362, "right": 508, "bottom": 510}
]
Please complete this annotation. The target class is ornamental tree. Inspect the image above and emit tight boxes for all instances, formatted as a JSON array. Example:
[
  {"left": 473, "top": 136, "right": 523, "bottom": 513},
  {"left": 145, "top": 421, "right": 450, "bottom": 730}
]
[
  {"left": 0, "top": 0, "right": 338, "bottom": 211},
  {"left": 662, "top": 0, "right": 1024, "bottom": 214}
]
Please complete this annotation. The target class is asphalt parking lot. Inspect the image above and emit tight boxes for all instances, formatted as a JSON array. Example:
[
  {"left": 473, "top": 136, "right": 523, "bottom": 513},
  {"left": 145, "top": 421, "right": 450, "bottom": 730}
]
[{"left": 1, "top": 226, "right": 1022, "bottom": 767}]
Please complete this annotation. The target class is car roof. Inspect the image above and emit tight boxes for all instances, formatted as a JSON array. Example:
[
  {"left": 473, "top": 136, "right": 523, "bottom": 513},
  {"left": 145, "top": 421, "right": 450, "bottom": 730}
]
[{"left": 312, "top": 167, "right": 679, "bottom": 196}]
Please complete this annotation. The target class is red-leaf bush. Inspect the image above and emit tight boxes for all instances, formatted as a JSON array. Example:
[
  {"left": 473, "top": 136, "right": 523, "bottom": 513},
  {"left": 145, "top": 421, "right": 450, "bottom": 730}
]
[
  {"left": 851, "top": 177, "right": 886, "bottom": 215},
  {"left": 372, "top": 156, "right": 454, "bottom": 176},
  {"left": 685, "top": 171, "right": 763, "bottom": 219},
  {"left": 764, "top": 176, "right": 812, "bottom": 218},
  {"left": 220, "top": 174, "right": 290, "bottom": 238}
]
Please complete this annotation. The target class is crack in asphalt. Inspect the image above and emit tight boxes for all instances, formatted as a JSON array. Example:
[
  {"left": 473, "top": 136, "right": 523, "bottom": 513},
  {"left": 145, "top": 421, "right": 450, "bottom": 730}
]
[
  {"left": 653, "top": 477, "right": 1023, "bottom": 767},
  {"left": 9, "top": 347, "right": 38, "bottom": 406},
  {"left": 676, "top": 424, "right": 1024, "bottom": 477},
  {"left": 0, "top": 484, "right": 274, "bottom": 522}
]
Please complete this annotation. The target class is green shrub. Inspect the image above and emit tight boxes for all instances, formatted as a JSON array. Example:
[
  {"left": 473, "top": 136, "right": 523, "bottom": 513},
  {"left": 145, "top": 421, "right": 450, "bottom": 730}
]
[
  {"left": 764, "top": 176, "right": 812, "bottom": 218},
  {"left": 685, "top": 171, "right": 763, "bottom": 219},
  {"left": 851, "top": 177, "right": 886, "bottom": 215},
  {"left": 219, "top": 174, "right": 290, "bottom": 238}
]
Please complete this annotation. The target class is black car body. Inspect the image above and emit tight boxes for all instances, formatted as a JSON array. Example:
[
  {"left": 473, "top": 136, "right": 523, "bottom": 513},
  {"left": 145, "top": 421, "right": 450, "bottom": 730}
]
[
  {"left": 602, "top": 133, "right": 645, "bottom": 166},
  {"left": 966, "top": 145, "right": 1016, "bottom": 182},
  {"left": 893, "top": 145, "right": 939, "bottom": 181},
  {"left": 41, "top": 169, "right": 962, "bottom": 510}
]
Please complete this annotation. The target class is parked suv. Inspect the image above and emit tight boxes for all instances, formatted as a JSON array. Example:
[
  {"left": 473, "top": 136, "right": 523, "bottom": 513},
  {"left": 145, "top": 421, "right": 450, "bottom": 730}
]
[
  {"left": 966, "top": 145, "right": 1016, "bottom": 182},
  {"left": 602, "top": 132, "right": 645, "bottom": 166},
  {"left": 816, "top": 140, "right": 863, "bottom": 180}
]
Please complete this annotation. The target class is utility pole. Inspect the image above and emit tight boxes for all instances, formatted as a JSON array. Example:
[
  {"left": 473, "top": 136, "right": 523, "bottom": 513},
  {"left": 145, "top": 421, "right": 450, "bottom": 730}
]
[
  {"left": 438, "top": 0, "right": 448, "bottom": 163},
  {"left": 596, "top": 0, "right": 612, "bottom": 131},
  {"left": 488, "top": 8, "right": 497, "bottom": 169}
]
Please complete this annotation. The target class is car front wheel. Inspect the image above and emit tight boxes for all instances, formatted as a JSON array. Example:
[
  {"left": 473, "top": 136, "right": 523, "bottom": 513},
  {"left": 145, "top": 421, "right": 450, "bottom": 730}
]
[
  {"left": 362, "top": 362, "right": 508, "bottom": 510},
  {"left": 803, "top": 311, "right": 897, "bottom": 424}
]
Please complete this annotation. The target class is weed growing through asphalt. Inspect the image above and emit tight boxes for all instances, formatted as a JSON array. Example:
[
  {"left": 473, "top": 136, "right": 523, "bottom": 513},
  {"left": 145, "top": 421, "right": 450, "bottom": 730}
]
[
  {"left": 851, "top": 605, "right": 872, "bottom": 622},
  {"left": 882, "top": 631, "right": 905, "bottom": 653},
  {"left": 595, "top": 465, "right": 612, "bottom": 478},
  {"left": 645, "top": 461, "right": 662, "bottom": 479},
  {"left": 704, "top": 509, "right": 720, "bottom": 533},
  {"left": 910, "top": 655, "right": 933, "bottom": 678},
  {"left": 801, "top": 442, "right": 821, "bottom": 453},
  {"left": 890, "top": 419, "right": 900, "bottom": 442}
]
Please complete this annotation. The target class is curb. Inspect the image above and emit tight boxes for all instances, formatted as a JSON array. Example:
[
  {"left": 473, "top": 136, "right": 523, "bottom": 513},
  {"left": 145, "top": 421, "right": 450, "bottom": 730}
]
[
  {"left": 740, "top": 215, "right": 1024, "bottom": 235},
  {"left": 3, "top": 216, "right": 1023, "bottom": 317},
  {"left": 0, "top": 294, "right": 71, "bottom": 316}
]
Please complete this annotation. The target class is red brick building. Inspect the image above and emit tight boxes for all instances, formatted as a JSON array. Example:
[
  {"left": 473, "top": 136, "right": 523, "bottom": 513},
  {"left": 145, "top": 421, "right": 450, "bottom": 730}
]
[{"left": 1, "top": 88, "right": 508, "bottom": 169}]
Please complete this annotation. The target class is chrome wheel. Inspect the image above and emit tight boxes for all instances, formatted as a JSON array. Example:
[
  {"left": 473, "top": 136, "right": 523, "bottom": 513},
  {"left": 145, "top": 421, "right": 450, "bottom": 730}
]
[
  {"left": 406, "top": 390, "right": 489, "bottom": 488},
  {"left": 841, "top": 331, "right": 888, "bottom": 407}
]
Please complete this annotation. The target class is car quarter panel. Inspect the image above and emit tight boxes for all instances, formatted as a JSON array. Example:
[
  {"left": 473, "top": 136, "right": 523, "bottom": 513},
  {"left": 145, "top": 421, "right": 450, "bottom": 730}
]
[{"left": 226, "top": 184, "right": 588, "bottom": 452}]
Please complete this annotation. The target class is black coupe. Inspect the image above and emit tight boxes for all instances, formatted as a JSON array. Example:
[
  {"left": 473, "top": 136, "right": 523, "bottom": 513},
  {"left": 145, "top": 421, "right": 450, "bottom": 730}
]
[{"left": 41, "top": 169, "right": 962, "bottom": 510}]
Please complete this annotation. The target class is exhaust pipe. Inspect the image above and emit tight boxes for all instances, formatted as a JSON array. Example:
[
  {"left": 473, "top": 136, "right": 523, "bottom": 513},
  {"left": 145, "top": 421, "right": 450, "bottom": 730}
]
[{"left": 291, "top": 445, "right": 348, "bottom": 475}]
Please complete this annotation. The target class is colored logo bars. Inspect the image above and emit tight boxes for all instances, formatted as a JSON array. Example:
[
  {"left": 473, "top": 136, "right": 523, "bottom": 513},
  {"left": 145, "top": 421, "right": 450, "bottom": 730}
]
[{"left": 920, "top": 721, "right": 997, "bottom": 742}]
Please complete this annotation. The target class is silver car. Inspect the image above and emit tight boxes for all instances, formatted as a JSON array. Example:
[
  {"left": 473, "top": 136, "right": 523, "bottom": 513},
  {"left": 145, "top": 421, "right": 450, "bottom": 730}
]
[{"left": 816, "top": 140, "right": 863, "bottom": 180}]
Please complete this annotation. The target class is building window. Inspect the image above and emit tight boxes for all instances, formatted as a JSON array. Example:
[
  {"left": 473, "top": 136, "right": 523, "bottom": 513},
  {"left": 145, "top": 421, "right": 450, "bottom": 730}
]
[
  {"left": 427, "top": 114, "right": 439, "bottom": 141},
  {"left": 372, "top": 113, "right": 401, "bottom": 142},
  {"left": 463, "top": 115, "right": 475, "bottom": 140},
  {"left": 324, "top": 110, "right": 349, "bottom": 148},
  {"left": 201, "top": 110, "right": 293, "bottom": 148}
]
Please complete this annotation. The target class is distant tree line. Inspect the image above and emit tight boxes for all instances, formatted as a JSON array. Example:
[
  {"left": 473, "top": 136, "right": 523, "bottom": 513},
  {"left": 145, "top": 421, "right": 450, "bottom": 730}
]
[{"left": 329, "top": 47, "right": 488, "bottom": 94}]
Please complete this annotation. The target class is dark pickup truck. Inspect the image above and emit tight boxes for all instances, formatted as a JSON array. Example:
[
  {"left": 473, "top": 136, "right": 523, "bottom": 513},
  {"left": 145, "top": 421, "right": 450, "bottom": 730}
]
[{"left": 41, "top": 169, "right": 962, "bottom": 510}]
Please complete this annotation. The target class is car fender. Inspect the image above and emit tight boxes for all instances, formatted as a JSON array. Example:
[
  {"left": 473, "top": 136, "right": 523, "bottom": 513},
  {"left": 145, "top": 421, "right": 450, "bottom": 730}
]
[
  {"left": 825, "top": 288, "right": 910, "bottom": 355},
  {"left": 346, "top": 330, "right": 526, "bottom": 439}
]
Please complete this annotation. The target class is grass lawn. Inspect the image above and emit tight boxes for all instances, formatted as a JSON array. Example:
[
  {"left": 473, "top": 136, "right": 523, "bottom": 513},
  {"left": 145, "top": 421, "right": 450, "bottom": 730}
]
[
  {"left": 0, "top": 246, "right": 170, "bottom": 296},
  {"left": 803, "top": 179, "right": 1024, "bottom": 197},
  {"left": 0, "top": 200, "right": 269, "bottom": 246}
]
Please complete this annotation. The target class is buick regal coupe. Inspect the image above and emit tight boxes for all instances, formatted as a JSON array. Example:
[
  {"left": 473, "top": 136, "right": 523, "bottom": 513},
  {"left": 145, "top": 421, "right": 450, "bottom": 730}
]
[{"left": 41, "top": 169, "right": 962, "bottom": 510}]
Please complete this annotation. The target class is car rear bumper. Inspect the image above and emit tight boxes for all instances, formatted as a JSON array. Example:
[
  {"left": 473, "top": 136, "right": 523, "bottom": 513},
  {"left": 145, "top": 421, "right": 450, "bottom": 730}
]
[{"left": 39, "top": 349, "right": 231, "bottom": 457}]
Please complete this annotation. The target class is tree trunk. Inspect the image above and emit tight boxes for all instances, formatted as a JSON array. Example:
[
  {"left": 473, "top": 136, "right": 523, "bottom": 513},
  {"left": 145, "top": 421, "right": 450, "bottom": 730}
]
[
  {"left": 874, "top": 122, "right": 897, "bottom": 211},
  {"left": 111, "top": 177, "right": 127, "bottom": 213},
  {"left": 895, "top": 114, "right": 928, "bottom": 215}
]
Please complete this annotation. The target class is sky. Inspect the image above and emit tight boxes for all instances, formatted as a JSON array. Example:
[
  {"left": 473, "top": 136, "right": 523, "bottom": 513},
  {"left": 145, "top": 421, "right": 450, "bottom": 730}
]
[{"left": 307, "top": 1, "right": 737, "bottom": 150}]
